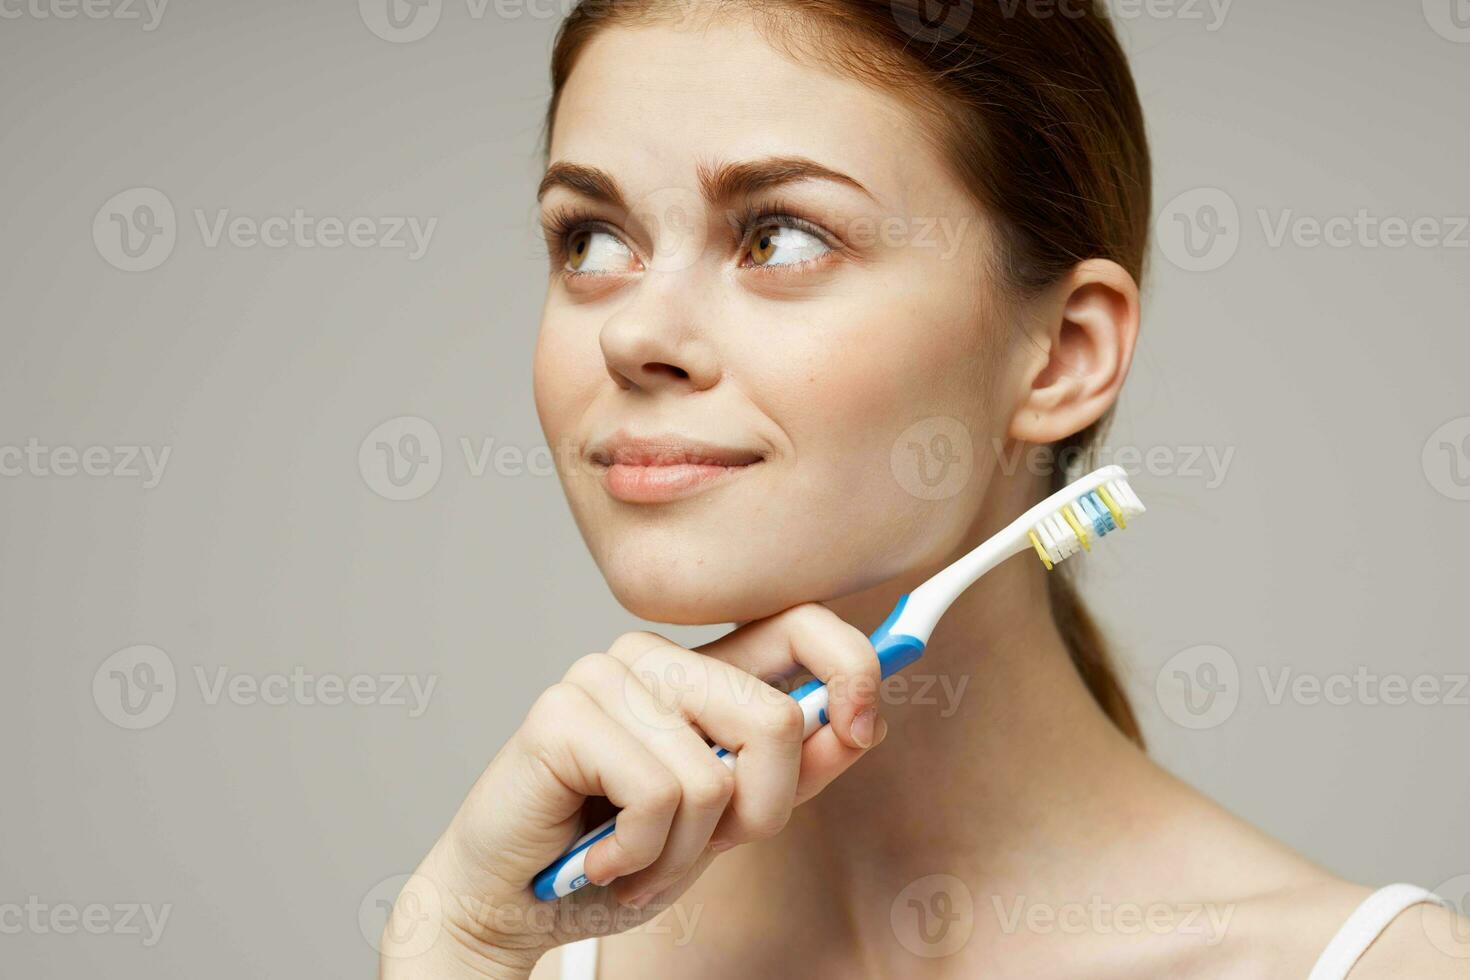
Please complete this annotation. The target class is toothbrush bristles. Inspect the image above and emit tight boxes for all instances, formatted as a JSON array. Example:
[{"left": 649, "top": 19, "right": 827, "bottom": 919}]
[{"left": 1029, "top": 476, "right": 1145, "bottom": 570}]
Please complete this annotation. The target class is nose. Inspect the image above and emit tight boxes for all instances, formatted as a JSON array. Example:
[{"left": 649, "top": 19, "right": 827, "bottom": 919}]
[{"left": 599, "top": 277, "right": 721, "bottom": 393}]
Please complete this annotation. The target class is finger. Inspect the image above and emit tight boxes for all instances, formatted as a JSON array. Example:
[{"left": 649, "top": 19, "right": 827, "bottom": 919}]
[
  {"left": 508, "top": 682, "right": 681, "bottom": 887},
  {"left": 604, "top": 633, "right": 805, "bottom": 848},
  {"left": 696, "top": 603, "right": 883, "bottom": 750},
  {"left": 562, "top": 653, "right": 734, "bottom": 904},
  {"left": 793, "top": 715, "right": 889, "bottom": 805}
]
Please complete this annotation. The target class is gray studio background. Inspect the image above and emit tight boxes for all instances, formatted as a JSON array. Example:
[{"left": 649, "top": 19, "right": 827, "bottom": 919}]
[{"left": 2, "top": 2, "right": 1467, "bottom": 976}]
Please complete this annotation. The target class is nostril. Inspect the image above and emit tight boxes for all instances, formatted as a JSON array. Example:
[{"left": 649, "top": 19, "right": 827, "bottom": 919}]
[{"left": 642, "top": 362, "right": 689, "bottom": 380}]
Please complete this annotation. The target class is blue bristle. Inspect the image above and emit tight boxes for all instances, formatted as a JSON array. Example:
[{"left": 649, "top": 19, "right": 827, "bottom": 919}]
[{"left": 1082, "top": 493, "right": 1113, "bottom": 535}]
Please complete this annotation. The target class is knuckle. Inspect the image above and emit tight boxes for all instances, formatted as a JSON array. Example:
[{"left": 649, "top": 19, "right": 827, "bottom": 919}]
[
  {"left": 601, "top": 833, "right": 650, "bottom": 873},
  {"left": 517, "top": 682, "right": 590, "bottom": 758},
  {"left": 564, "top": 651, "right": 623, "bottom": 688},
  {"left": 756, "top": 697, "right": 805, "bottom": 744},
  {"left": 782, "top": 601, "right": 828, "bottom": 623},
  {"left": 684, "top": 764, "right": 736, "bottom": 811},
  {"left": 642, "top": 770, "right": 683, "bottom": 813},
  {"left": 774, "top": 602, "right": 828, "bottom": 637},
  {"left": 528, "top": 681, "right": 587, "bottom": 726},
  {"left": 740, "top": 806, "right": 792, "bottom": 842},
  {"left": 607, "top": 630, "right": 668, "bottom": 662}
]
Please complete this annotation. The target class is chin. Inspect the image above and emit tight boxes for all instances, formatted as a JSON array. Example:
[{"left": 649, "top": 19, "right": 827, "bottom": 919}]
[{"left": 595, "top": 537, "right": 804, "bottom": 626}]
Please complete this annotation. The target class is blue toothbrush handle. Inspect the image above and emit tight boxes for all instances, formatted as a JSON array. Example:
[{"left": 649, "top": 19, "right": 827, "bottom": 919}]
[{"left": 531, "top": 595, "right": 925, "bottom": 901}]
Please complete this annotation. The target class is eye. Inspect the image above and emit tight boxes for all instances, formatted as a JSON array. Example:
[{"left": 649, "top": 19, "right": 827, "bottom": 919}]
[
  {"left": 747, "top": 221, "right": 831, "bottom": 269},
  {"left": 565, "top": 228, "right": 637, "bottom": 275}
]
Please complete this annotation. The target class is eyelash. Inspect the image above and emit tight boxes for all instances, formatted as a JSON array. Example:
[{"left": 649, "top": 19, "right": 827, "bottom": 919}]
[{"left": 540, "top": 199, "right": 840, "bottom": 279}]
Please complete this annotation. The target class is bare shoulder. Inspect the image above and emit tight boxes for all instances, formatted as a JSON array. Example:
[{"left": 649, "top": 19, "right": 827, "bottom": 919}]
[
  {"left": 1177, "top": 878, "right": 1375, "bottom": 977},
  {"left": 1206, "top": 878, "right": 1470, "bottom": 980},
  {"left": 1347, "top": 900, "right": 1470, "bottom": 979}
]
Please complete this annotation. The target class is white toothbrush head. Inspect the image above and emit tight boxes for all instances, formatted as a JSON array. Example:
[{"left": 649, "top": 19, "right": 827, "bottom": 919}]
[
  {"left": 1026, "top": 469, "right": 1145, "bottom": 570},
  {"left": 892, "top": 464, "right": 1148, "bottom": 643}
]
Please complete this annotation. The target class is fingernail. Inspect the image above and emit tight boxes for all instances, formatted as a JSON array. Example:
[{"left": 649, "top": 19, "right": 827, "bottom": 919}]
[
  {"left": 874, "top": 716, "right": 889, "bottom": 744},
  {"left": 710, "top": 840, "right": 736, "bottom": 853},
  {"left": 851, "top": 707, "right": 877, "bottom": 748},
  {"left": 627, "top": 891, "right": 655, "bottom": 910}
]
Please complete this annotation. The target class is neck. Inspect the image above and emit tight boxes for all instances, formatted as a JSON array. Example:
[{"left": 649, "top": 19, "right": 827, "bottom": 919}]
[
  {"left": 699, "top": 474, "right": 1197, "bottom": 969},
  {"left": 795, "top": 543, "right": 1153, "bottom": 894}
]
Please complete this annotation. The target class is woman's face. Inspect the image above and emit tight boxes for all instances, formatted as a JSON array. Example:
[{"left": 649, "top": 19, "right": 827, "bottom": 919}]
[{"left": 534, "top": 13, "right": 1019, "bottom": 624}]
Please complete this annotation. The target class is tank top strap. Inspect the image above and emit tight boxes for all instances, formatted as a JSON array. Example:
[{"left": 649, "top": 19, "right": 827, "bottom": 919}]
[
  {"left": 1306, "top": 883, "right": 1449, "bottom": 980},
  {"left": 559, "top": 936, "right": 599, "bottom": 980}
]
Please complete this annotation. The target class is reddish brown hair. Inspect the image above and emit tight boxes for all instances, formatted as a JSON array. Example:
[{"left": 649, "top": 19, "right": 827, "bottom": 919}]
[{"left": 542, "top": 0, "right": 1151, "bottom": 746}]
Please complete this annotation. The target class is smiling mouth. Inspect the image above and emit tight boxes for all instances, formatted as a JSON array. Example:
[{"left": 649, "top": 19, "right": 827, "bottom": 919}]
[{"left": 589, "top": 435, "right": 765, "bottom": 504}]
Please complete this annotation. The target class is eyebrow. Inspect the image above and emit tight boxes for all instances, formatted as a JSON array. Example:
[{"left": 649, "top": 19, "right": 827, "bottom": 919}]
[{"left": 536, "top": 155, "right": 876, "bottom": 209}]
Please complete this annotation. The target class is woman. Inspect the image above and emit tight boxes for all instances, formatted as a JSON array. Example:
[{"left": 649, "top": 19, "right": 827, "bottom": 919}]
[{"left": 381, "top": 1, "right": 1467, "bottom": 976}]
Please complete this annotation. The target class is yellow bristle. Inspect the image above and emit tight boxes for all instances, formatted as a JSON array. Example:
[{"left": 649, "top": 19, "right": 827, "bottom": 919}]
[
  {"left": 1028, "top": 529, "right": 1054, "bottom": 570},
  {"left": 1061, "top": 503, "right": 1090, "bottom": 551}
]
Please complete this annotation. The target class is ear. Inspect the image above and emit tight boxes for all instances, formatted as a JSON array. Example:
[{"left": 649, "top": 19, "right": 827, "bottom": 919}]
[{"left": 1007, "top": 259, "right": 1140, "bottom": 444}]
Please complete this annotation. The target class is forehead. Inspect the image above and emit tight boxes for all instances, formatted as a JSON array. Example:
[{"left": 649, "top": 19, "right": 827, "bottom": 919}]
[{"left": 547, "top": 17, "right": 943, "bottom": 214}]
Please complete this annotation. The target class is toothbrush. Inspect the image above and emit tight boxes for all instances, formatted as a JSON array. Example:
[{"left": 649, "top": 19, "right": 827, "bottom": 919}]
[{"left": 532, "top": 464, "right": 1146, "bottom": 901}]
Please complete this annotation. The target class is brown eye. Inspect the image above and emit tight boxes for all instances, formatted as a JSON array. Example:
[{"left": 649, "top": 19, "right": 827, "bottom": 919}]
[
  {"left": 749, "top": 225, "right": 781, "bottom": 266},
  {"left": 745, "top": 221, "right": 829, "bottom": 270},
  {"left": 567, "top": 230, "right": 592, "bottom": 271},
  {"left": 561, "top": 228, "right": 635, "bottom": 275}
]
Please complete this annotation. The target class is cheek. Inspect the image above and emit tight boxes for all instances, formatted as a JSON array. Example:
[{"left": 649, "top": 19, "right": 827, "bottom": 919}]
[
  {"left": 532, "top": 314, "right": 600, "bottom": 443},
  {"left": 741, "top": 284, "right": 1003, "bottom": 577}
]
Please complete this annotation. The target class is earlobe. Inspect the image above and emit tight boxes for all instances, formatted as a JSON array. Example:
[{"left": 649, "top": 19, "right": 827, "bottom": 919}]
[{"left": 1007, "top": 259, "right": 1140, "bottom": 445}]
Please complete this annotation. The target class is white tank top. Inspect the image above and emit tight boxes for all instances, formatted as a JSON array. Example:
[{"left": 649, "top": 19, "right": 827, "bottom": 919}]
[{"left": 559, "top": 883, "right": 1450, "bottom": 980}]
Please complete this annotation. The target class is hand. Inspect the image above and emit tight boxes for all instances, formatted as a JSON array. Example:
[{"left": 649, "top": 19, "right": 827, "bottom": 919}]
[{"left": 379, "top": 603, "right": 889, "bottom": 979}]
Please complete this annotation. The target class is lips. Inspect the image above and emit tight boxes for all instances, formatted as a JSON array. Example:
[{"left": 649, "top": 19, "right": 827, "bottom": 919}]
[{"left": 589, "top": 433, "right": 764, "bottom": 503}]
